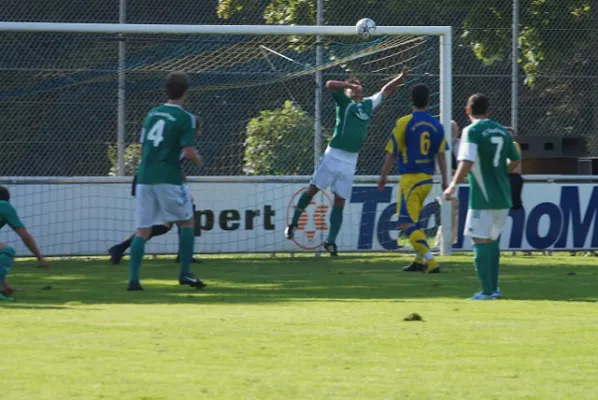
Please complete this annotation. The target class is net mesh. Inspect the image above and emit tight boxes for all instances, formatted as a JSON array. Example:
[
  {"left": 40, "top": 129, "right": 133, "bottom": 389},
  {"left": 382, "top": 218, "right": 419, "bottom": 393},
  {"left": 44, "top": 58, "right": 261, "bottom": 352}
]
[{"left": 0, "top": 31, "right": 439, "bottom": 177}]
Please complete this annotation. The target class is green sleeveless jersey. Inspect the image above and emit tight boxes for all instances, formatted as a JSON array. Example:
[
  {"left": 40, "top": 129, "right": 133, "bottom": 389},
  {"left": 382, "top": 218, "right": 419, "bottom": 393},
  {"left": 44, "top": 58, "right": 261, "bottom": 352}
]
[
  {"left": 328, "top": 91, "right": 380, "bottom": 154},
  {"left": 137, "top": 104, "right": 196, "bottom": 185},
  {"left": 458, "top": 119, "right": 520, "bottom": 210}
]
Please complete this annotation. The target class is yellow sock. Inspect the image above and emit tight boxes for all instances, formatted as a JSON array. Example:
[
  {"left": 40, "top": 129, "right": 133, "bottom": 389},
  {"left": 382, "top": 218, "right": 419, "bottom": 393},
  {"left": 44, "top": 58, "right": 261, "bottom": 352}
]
[{"left": 408, "top": 229, "right": 431, "bottom": 257}]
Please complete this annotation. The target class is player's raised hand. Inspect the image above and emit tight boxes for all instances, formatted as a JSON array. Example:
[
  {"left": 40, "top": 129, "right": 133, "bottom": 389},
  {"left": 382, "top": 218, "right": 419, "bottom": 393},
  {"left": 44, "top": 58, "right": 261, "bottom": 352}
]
[
  {"left": 377, "top": 175, "right": 388, "bottom": 192},
  {"left": 399, "top": 66, "right": 409, "bottom": 79}
]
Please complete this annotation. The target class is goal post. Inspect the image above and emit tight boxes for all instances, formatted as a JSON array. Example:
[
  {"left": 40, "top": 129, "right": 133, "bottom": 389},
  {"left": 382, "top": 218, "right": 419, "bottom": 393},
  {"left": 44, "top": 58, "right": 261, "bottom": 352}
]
[{"left": 0, "top": 21, "right": 453, "bottom": 256}]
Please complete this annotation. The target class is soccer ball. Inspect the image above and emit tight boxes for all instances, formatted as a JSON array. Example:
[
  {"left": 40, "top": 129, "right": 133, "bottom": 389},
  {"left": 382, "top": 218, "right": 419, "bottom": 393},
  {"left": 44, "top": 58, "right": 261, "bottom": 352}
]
[{"left": 356, "top": 18, "right": 377, "bottom": 39}]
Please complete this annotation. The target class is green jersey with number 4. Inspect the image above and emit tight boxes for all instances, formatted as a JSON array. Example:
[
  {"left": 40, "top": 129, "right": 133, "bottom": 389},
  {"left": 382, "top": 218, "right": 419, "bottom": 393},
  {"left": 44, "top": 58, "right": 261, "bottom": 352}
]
[
  {"left": 458, "top": 119, "right": 520, "bottom": 210},
  {"left": 328, "top": 91, "right": 380, "bottom": 154},
  {"left": 137, "top": 104, "right": 196, "bottom": 185}
]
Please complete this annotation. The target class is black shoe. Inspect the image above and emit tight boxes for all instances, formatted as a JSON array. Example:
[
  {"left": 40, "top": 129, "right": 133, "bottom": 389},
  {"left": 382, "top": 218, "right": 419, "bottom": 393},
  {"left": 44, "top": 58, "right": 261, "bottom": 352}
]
[
  {"left": 175, "top": 255, "right": 202, "bottom": 264},
  {"left": 285, "top": 224, "right": 297, "bottom": 240},
  {"left": 403, "top": 261, "right": 426, "bottom": 272},
  {"left": 127, "top": 281, "right": 144, "bottom": 291},
  {"left": 179, "top": 273, "right": 207, "bottom": 289},
  {"left": 323, "top": 241, "right": 338, "bottom": 256},
  {"left": 109, "top": 246, "right": 124, "bottom": 265}
]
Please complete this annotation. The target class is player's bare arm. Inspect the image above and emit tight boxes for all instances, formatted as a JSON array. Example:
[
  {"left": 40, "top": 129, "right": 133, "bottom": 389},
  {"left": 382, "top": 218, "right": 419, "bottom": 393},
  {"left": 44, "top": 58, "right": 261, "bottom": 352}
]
[
  {"left": 380, "top": 66, "right": 409, "bottom": 99},
  {"left": 183, "top": 146, "right": 203, "bottom": 168},
  {"left": 377, "top": 153, "right": 397, "bottom": 191},
  {"left": 443, "top": 160, "right": 473, "bottom": 200},
  {"left": 436, "top": 152, "right": 448, "bottom": 190},
  {"left": 507, "top": 158, "right": 521, "bottom": 173},
  {"left": 13, "top": 227, "right": 49, "bottom": 269},
  {"left": 325, "top": 80, "right": 362, "bottom": 93}
]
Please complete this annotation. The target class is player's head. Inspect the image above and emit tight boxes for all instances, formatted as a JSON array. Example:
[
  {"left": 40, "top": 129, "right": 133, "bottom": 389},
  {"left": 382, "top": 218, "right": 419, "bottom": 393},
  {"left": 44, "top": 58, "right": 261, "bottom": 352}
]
[
  {"left": 411, "top": 84, "right": 429, "bottom": 109},
  {"left": 345, "top": 78, "right": 363, "bottom": 100},
  {"left": 0, "top": 185, "right": 10, "bottom": 202},
  {"left": 451, "top": 120, "right": 460, "bottom": 141},
  {"left": 466, "top": 93, "right": 490, "bottom": 119},
  {"left": 165, "top": 72, "right": 190, "bottom": 102}
]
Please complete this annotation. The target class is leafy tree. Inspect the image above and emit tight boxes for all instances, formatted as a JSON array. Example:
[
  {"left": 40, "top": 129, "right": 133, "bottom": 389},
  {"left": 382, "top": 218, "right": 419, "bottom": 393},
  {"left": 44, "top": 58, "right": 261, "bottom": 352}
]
[
  {"left": 243, "top": 100, "right": 315, "bottom": 175},
  {"left": 108, "top": 143, "right": 141, "bottom": 176}
]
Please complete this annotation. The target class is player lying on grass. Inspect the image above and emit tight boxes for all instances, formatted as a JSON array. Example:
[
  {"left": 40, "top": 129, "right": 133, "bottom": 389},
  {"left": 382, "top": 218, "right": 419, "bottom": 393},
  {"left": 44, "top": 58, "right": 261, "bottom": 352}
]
[
  {"left": 109, "top": 118, "right": 202, "bottom": 266},
  {"left": 378, "top": 83, "right": 448, "bottom": 273},
  {"left": 285, "top": 67, "right": 409, "bottom": 256},
  {"left": 443, "top": 93, "right": 520, "bottom": 300},
  {"left": 0, "top": 185, "right": 49, "bottom": 301},
  {"left": 127, "top": 72, "right": 204, "bottom": 291}
]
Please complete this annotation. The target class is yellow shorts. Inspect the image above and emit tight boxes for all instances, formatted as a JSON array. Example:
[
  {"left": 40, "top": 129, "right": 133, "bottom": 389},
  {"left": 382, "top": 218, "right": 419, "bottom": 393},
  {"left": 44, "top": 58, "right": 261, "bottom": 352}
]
[{"left": 397, "top": 173, "right": 433, "bottom": 225}]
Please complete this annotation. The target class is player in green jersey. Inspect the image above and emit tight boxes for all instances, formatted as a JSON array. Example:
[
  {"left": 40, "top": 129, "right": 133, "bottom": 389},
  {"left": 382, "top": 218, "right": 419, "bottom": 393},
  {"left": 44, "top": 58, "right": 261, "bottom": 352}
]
[
  {"left": 443, "top": 94, "right": 521, "bottom": 300},
  {"left": 285, "top": 67, "right": 409, "bottom": 255},
  {"left": 108, "top": 117, "right": 201, "bottom": 266},
  {"left": 128, "top": 72, "right": 204, "bottom": 291},
  {"left": 0, "top": 185, "right": 49, "bottom": 301}
]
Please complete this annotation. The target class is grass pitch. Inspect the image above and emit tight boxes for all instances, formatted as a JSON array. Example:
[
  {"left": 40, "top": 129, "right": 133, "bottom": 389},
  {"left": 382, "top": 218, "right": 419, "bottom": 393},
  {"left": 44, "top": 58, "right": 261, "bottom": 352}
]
[{"left": 2, "top": 253, "right": 598, "bottom": 399}]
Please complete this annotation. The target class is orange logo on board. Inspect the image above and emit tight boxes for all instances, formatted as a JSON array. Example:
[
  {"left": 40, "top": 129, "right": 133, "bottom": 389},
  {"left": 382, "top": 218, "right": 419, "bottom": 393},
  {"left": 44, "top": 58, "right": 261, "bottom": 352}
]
[{"left": 287, "top": 188, "right": 333, "bottom": 250}]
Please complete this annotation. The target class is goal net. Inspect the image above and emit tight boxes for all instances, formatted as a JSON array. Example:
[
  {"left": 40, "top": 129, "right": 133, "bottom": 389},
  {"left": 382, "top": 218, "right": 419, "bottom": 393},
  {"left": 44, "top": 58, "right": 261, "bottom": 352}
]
[{"left": 0, "top": 23, "right": 453, "bottom": 257}]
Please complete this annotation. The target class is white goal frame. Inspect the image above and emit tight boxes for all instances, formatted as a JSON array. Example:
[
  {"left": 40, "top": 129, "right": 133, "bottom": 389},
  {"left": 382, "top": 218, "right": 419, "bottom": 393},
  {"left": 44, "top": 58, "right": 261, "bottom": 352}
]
[{"left": 0, "top": 22, "right": 454, "bottom": 255}]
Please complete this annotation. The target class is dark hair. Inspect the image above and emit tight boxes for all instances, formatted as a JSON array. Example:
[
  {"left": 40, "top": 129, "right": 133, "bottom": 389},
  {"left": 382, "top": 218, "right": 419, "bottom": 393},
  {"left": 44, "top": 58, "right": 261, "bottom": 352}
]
[
  {"left": 0, "top": 185, "right": 10, "bottom": 201},
  {"left": 411, "top": 84, "right": 429, "bottom": 108},
  {"left": 165, "top": 72, "right": 190, "bottom": 100},
  {"left": 467, "top": 93, "right": 489, "bottom": 116},
  {"left": 346, "top": 77, "right": 362, "bottom": 86}
]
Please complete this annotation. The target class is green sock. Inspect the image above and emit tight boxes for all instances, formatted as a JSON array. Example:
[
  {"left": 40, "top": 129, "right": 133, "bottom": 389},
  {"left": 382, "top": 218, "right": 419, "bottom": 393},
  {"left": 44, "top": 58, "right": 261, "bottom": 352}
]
[
  {"left": 327, "top": 206, "right": 344, "bottom": 244},
  {"left": 490, "top": 240, "right": 500, "bottom": 292},
  {"left": 0, "top": 247, "right": 15, "bottom": 283},
  {"left": 128, "top": 236, "right": 146, "bottom": 283},
  {"left": 179, "top": 228, "right": 195, "bottom": 276},
  {"left": 291, "top": 192, "right": 313, "bottom": 226},
  {"left": 473, "top": 243, "right": 493, "bottom": 295}
]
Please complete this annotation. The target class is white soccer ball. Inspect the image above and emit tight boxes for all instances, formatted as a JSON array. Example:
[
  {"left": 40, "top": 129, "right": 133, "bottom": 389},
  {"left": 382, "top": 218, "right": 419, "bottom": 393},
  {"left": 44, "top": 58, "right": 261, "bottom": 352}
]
[{"left": 356, "top": 18, "right": 377, "bottom": 39}]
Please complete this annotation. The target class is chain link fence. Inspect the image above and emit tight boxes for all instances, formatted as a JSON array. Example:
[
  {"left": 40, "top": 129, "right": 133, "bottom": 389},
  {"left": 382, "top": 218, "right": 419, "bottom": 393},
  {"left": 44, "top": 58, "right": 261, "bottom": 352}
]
[{"left": 1, "top": 0, "right": 596, "bottom": 177}]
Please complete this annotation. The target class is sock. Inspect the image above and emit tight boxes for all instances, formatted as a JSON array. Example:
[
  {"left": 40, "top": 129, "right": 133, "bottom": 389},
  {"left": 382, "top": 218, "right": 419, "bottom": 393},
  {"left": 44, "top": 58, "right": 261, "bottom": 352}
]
[
  {"left": 327, "top": 206, "right": 344, "bottom": 244},
  {"left": 473, "top": 243, "right": 494, "bottom": 295},
  {"left": 415, "top": 253, "right": 425, "bottom": 264},
  {"left": 291, "top": 192, "right": 313, "bottom": 226},
  {"left": 406, "top": 226, "right": 434, "bottom": 262},
  {"left": 151, "top": 224, "right": 171, "bottom": 238},
  {"left": 490, "top": 240, "right": 500, "bottom": 291},
  {"left": 117, "top": 234, "right": 135, "bottom": 251},
  {"left": 128, "top": 236, "right": 146, "bottom": 283},
  {"left": 0, "top": 248, "right": 15, "bottom": 284},
  {"left": 179, "top": 228, "right": 195, "bottom": 276}
]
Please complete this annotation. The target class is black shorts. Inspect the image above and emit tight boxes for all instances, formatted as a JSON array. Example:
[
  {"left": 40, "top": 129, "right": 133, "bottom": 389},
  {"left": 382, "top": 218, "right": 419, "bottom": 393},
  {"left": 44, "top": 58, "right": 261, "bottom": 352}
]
[{"left": 509, "top": 173, "right": 524, "bottom": 210}]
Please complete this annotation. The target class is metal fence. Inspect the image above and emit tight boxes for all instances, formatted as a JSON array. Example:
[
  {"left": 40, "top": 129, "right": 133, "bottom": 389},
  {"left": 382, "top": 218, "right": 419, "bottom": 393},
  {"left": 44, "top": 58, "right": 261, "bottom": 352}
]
[{"left": 1, "top": 0, "right": 596, "bottom": 177}]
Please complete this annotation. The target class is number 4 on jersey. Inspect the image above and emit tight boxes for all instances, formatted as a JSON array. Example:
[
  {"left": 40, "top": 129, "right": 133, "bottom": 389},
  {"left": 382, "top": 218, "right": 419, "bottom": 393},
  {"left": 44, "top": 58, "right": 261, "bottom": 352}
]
[{"left": 145, "top": 120, "right": 165, "bottom": 147}]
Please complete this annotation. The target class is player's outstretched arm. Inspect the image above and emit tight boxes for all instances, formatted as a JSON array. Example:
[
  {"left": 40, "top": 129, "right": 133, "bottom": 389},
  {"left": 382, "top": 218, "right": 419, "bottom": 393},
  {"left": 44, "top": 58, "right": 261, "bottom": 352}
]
[
  {"left": 380, "top": 66, "right": 409, "bottom": 100},
  {"left": 436, "top": 152, "right": 448, "bottom": 190},
  {"left": 183, "top": 146, "right": 203, "bottom": 168},
  {"left": 325, "top": 80, "right": 362, "bottom": 93},
  {"left": 443, "top": 161, "right": 473, "bottom": 200},
  {"left": 13, "top": 227, "right": 49, "bottom": 269},
  {"left": 377, "top": 153, "right": 397, "bottom": 191}
]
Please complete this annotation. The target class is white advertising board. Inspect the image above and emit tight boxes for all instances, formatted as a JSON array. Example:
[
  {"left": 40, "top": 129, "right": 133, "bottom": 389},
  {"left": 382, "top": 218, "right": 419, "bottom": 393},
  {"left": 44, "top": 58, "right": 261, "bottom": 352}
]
[{"left": 0, "top": 180, "right": 597, "bottom": 255}]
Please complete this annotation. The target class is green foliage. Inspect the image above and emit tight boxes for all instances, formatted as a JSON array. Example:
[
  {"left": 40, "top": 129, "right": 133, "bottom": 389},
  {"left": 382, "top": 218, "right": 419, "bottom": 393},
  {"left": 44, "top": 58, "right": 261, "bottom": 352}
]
[
  {"left": 107, "top": 143, "right": 141, "bottom": 176},
  {"left": 243, "top": 100, "right": 314, "bottom": 175}
]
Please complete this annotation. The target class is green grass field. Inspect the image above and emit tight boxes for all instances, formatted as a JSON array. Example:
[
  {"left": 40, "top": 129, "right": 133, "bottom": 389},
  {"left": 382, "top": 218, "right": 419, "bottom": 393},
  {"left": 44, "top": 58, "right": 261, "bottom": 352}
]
[{"left": 2, "top": 253, "right": 598, "bottom": 399}]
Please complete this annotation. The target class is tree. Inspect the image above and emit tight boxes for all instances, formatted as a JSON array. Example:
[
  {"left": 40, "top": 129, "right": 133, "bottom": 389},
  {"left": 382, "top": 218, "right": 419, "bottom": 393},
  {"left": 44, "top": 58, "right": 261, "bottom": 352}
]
[
  {"left": 243, "top": 100, "right": 315, "bottom": 175},
  {"left": 108, "top": 143, "right": 141, "bottom": 176}
]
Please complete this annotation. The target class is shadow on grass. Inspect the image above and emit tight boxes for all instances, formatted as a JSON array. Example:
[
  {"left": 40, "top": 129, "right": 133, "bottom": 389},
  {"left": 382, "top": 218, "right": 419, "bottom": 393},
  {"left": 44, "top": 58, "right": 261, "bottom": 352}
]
[{"left": 1, "top": 254, "right": 596, "bottom": 307}]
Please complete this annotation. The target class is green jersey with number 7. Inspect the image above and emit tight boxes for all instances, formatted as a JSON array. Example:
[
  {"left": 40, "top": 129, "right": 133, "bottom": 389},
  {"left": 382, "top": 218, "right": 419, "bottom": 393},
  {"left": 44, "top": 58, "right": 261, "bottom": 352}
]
[
  {"left": 137, "top": 104, "right": 196, "bottom": 185},
  {"left": 458, "top": 119, "right": 520, "bottom": 210}
]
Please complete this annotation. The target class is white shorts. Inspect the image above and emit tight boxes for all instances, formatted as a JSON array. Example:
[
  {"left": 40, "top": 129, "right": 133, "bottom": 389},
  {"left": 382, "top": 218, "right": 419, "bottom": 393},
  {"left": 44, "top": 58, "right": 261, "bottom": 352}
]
[
  {"left": 311, "top": 154, "right": 356, "bottom": 200},
  {"left": 464, "top": 209, "right": 510, "bottom": 241},
  {"left": 135, "top": 184, "right": 194, "bottom": 228}
]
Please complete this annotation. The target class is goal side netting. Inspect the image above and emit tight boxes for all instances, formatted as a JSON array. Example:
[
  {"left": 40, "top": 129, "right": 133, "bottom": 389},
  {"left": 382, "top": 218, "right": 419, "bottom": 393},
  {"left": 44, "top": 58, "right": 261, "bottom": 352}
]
[{"left": 0, "top": 23, "right": 453, "bottom": 256}]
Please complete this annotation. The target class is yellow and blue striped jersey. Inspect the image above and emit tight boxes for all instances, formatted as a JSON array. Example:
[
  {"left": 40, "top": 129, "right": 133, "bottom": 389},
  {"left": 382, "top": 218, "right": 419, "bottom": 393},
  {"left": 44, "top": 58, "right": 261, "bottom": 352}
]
[{"left": 385, "top": 111, "right": 447, "bottom": 175}]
